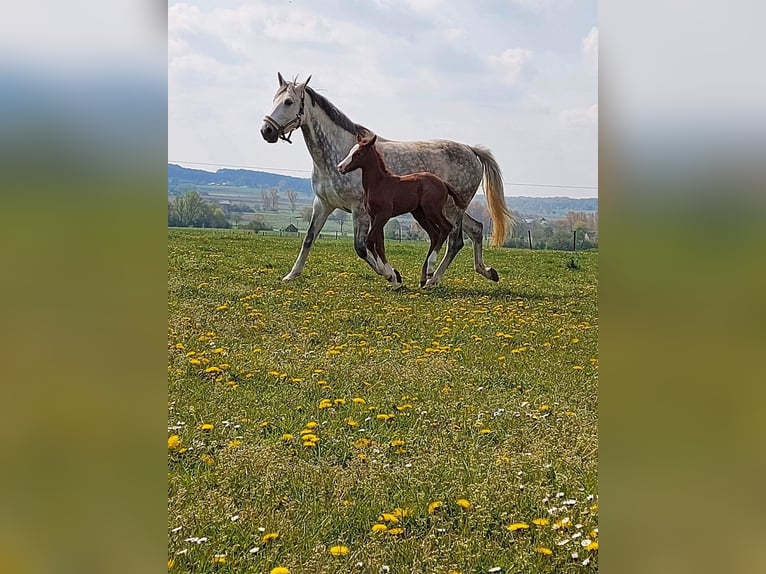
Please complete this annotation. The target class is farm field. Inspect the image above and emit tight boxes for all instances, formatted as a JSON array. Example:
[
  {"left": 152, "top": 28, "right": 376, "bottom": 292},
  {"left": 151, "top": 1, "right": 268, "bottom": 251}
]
[{"left": 168, "top": 229, "right": 598, "bottom": 573}]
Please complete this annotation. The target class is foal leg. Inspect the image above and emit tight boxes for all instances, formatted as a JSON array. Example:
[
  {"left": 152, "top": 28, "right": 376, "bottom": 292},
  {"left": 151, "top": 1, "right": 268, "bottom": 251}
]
[
  {"left": 367, "top": 215, "right": 401, "bottom": 288},
  {"left": 353, "top": 207, "right": 388, "bottom": 277},
  {"left": 426, "top": 215, "right": 465, "bottom": 288},
  {"left": 462, "top": 212, "right": 499, "bottom": 282}
]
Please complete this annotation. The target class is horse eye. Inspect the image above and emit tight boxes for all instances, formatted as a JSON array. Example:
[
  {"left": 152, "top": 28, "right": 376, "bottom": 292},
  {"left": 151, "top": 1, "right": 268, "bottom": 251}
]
[{"left": 284, "top": 98, "right": 293, "bottom": 106}]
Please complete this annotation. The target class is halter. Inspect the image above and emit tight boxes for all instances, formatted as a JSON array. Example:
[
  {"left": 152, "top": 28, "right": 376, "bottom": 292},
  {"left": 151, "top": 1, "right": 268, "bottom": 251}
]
[{"left": 263, "top": 88, "right": 307, "bottom": 144}]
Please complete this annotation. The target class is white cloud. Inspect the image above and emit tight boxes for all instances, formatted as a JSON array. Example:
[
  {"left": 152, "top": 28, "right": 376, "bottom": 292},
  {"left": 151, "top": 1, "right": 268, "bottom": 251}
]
[
  {"left": 583, "top": 27, "right": 598, "bottom": 73},
  {"left": 488, "top": 48, "right": 534, "bottom": 86}
]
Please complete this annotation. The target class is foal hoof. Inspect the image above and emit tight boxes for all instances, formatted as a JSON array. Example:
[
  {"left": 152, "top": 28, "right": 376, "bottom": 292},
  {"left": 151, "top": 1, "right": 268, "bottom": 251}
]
[{"left": 488, "top": 268, "right": 499, "bottom": 282}]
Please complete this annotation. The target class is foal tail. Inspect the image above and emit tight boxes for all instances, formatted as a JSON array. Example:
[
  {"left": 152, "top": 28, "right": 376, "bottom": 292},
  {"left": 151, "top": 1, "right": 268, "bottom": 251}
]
[
  {"left": 471, "top": 144, "right": 517, "bottom": 247},
  {"left": 445, "top": 181, "right": 469, "bottom": 210}
]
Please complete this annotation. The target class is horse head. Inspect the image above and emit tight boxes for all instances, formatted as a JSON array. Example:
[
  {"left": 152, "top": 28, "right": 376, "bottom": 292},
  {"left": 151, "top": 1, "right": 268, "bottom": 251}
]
[
  {"left": 261, "top": 73, "right": 312, "bottom": 144},
  {"left": 337, "top": 134, "right": 377, "bottom": 174}
]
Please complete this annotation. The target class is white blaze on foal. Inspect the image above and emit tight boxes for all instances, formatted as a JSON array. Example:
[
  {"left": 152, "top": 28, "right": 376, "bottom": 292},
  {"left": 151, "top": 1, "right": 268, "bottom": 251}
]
[{"left": 336, "top": 144, "right": 359, "bottom": 173}]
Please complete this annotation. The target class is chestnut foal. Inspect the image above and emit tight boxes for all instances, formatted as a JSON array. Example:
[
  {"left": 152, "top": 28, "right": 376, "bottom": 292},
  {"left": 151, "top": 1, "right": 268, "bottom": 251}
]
[{"left": 337, "top": 134, "right": 468, "bottom": 288}]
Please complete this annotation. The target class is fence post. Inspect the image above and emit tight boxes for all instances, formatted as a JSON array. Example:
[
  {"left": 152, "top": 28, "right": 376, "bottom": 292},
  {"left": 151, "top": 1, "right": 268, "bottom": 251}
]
[
  {"left": 528, "top": 230, "right": 532, "bottom": 250},
  {"left": 572, "top": 230, "right": 576, "bottom": 251}
]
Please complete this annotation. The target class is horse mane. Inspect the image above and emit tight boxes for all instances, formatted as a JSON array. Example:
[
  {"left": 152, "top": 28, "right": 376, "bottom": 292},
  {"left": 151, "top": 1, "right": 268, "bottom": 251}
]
[
  {"left": 305, "top": 86, "right": 372, "bottom": 139},
  {"left": 369, "top": 143, "right": 392, "bottom": 176}
]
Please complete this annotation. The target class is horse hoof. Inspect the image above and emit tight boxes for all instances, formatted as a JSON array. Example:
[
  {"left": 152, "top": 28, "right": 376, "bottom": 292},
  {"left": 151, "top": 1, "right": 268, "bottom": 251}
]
[
  {"left": 391, "top": 281, "right": 404, "bottom": 291},
  {"left": 282, "top": 273, "right": 297, "bottom": 282},
  {"left": 488, "top": 268, "right": 499, "bottom": 282}
]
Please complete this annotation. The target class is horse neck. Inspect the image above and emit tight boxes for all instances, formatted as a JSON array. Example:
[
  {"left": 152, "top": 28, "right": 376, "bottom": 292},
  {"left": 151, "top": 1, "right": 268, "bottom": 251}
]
[{"left": 300, "top": 102, "right": 358, "bottom": 173}]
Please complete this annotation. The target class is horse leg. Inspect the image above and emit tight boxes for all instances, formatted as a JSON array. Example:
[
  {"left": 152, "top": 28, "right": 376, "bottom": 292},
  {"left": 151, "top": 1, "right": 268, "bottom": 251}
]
[
  {"left": 421, "top": 204, "right": 455, "bottom": 288},
  {"left": 425, "top": 213, "right": 464, "bottom": 288},
  {"left": 283, "top": 196, "right": 334, "bottom": 281},
  {"left": 462, "top": 212, "right": 499, "bottom": 282},
  {"left": 412, "top": 209, "right": 438, "bottom": 287}
]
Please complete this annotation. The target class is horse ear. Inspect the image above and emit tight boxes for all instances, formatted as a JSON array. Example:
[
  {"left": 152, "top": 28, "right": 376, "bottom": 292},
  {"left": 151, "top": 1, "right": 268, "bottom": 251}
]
[
  {"left": 370, "top": 134, "right": 378, "bottom": 146},
  {"left": 304, "top": 75, "right": 312, "bottom": 88},
  {"left": 278, "top": 72, "right": 286, "bottom": 86}
]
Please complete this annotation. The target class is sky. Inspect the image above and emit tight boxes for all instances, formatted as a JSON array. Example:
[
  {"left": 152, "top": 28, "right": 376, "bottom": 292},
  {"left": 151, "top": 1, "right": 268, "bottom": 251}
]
[{"left": 169, "top": 0, "right": 598, "bottom": 198}]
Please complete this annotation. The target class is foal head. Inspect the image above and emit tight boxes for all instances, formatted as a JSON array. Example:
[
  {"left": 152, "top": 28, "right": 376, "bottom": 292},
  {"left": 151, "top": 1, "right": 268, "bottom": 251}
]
[{"left": 337, "top": 134, "right": 379, "bottom": 174}]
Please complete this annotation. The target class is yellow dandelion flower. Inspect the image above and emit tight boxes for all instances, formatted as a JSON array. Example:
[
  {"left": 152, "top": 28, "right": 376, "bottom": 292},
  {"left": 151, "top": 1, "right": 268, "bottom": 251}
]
[
  {"left": 290, "top": 377, "right": 302, "bottom": 383},
  {"left": 376, "top": 413, "right": 394, "bottom": 421},
  {"left": 507, "top": 522, "right": 530, "bottom": 531},
  {"left": 553, "top": 517, "right": 572, "bottom": 529},
  {"left": 168, "top": 558, "right": 175, "bottom": 570},
  {"left": 200, "top": 423, "right": 214, "bottom": 431},
  {"left": 334, "top": 398, "right": 346, "bottom": 405},
  {"left": 380, "top": 513, "right": 399, "bottom": 523},
  {"left": 590, "top": 528, "right": 598, "bottom": 539},
  {"left": 304, "top": 421, "right": 318, "bottom": 429},
  {"left": 300, "top": 433, "right": 318, "bottom": 442},
  {"left": 281, "top": 433, "right": 294, "bottom": 441},
  {"left": 328, "top": 545, "right": 349, "bottom": 556},
  {"left": 215, "top": 304, "right": 228, "bottom": 311},
  {"left": 200, "top": 454, "right": 214, "bottom": 465},
  {"left": 212, "top": 348, "right": 224, "bottom": 354},
  {"left": 270, "top": 568, "right": 290, "bottom": 574},
  {"left": 428, "top": 500, "right": 443, "bottom": 515},
  {"left": 392, "top": 507, "right": 411, "bottom": 518},
  {"left": 389, "top": 439, "right": 405, "bottom": 447},
  {"left": 534, "top": 546, "right": 553, "bottom": 555},
  {"left": 174, "top": 343, "right": 185, "bottom": 350},
  {"left": 538, "top": 405, "right": 550, "bottom": 411},
  {"left": 167, "top": 435, "right": 181, "bottom": 450},
  {"left": 227, "top": 440, "right": 242, "bottom": 448},
  {"left": 479, "top": 428, "right": 491, "bottom": 435},
  {"left": 371, "top": 523, "right": 387, "bottom": 532},
  {"left": 532, "top": 518, "right": 550, "bottom": 526},
  {"left": 345, "top": 418, "right": 359, "bottom": 427},
  {"left": 261, "top": 532, "right": 279, "bottom": 543},
  {"left": 352, "top": 397, "right": 366, "bottom": 404},
  {"left": 573, "top": 365, "right": 584, "bottom": 370},
  {"left": 225, "top": 380, "right": 238, "bottom": 387},
  {"left": 585, "top": 541, "right": 598, "bottom": 551},
  {"left": 318, "top": 399, "right": 333, "bottom": 409},
  {"left": 189, "top": 358, "right": 201, "bottom": 365},
  {"left": 211, "top": 554, "right": 226, "bottom": 564},
  {"left": 387, "top": 528, "right": 403, "bottom": 535},
  {"left": 268, "top": 370, "right": 281, "bottom": 376},
  {"left": 303, "top": 440, "right": 318, "bottom": 448},
  {"left": 353, "top": 438, "right": 372, "bottom": 449},
  {"left": 456, "top": 499, "right": 471, "bottom": 509}
]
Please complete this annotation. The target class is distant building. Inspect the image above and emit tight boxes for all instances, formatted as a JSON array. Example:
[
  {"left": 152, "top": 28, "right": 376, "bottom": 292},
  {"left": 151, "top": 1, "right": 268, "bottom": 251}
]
[{"left": 283, "top": 223, "right": 299, "bottom": 233}]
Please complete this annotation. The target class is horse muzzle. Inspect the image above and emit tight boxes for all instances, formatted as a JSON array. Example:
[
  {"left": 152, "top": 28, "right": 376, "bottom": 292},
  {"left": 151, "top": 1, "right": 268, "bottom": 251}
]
[{"left": 260, "top": 121, "right": 280, "bottom": 143}]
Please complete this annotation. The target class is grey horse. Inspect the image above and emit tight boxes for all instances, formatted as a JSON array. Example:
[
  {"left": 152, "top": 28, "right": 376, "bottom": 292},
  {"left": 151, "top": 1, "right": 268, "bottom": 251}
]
[{"left": 260, "top": 73, "right": 514, "bottom": 288}]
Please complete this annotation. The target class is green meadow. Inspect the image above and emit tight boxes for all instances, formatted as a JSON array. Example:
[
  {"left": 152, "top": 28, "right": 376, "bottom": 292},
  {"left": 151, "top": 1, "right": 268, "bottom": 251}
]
[{"left": 168, "top": 230, "right": 598, "bottom": 573}]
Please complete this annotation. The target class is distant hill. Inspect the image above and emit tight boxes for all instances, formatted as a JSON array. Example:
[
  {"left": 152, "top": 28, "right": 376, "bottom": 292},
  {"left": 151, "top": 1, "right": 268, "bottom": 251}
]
[
  {"left": 503, "top": 196, "right": 598, "bottom": 218},
  {"left": 168, "top": 164, "right": 313, "bottom": 194},
  {"left": 168, "top": 164, "right": 597, "bottom": 218}
]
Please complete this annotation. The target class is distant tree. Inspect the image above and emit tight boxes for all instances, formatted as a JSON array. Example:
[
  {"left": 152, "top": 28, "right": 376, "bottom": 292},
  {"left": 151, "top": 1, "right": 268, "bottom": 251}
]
[
  {"left": 246, "top": 215, "right": 272, "bottom": 231},
  {"left": 260, "top": 188, "right": 271, "bottom": 211},
  {"left": 330, "top": 210, "right": 348, "bottom": 234},
  {"left": 232, "top": 211, "right": 242, "bottom": 228},
  {"left": 171, "top": 191, "right": 206, "bottom": 227},
  {"left": 300, "top": 205, "right": 313, "bottom": 224},
  {"left": 286, "top": 189, "right": 298, "bottom": 212},
  {"left": 384, "top": 218, "right": 401, "bottom": 240},
  {"left": 269, "top": 188, "right": 280, "bottom": 212}
]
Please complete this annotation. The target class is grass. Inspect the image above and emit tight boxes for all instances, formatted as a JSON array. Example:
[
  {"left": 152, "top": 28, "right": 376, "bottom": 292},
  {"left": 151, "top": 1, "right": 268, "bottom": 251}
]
[{"left": 168, "top": 229, "right": 598, "bottom": 573}]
